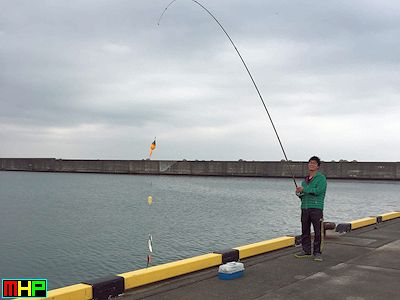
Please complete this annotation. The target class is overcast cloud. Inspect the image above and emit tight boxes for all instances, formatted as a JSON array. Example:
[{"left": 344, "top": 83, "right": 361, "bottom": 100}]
[{"left": 1, "top": 0, "right": 399, "bottom": 161}]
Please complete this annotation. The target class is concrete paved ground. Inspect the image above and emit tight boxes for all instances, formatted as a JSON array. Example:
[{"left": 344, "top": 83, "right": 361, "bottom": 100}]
[{"left": 121, "top": 218, "right": 400, "bottom": 300}]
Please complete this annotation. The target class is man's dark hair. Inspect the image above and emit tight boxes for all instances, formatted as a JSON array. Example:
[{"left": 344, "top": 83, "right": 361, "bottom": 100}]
[{"left": 309, "top": 156, "right": 321, "bottom": 166}]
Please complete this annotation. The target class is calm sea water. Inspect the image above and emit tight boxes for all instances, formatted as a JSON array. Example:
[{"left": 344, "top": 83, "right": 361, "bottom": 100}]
[{"left": 0, "top": 171, "right": 399, "bottom": 289}]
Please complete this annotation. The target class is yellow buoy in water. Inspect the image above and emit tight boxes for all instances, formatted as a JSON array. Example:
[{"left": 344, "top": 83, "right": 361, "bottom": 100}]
[{"left": 148, "top": 195, "right": 153, "bottom": 206}]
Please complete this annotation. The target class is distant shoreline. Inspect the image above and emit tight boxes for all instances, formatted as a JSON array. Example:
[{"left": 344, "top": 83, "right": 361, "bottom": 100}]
[{"left": 1, "top": 158, "right": 399, "bottom": 180}]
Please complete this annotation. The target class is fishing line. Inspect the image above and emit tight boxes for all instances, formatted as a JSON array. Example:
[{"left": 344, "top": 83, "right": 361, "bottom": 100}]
[
  {"left": 146, "top": 138, "right": 157, "bottom": 267},
  {"left": 158, "top": 0, "right": 298, "bottom": 187}
]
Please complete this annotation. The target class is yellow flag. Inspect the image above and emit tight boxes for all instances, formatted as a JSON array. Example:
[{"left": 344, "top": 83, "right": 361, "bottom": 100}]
[{"left": 149, "top": 138, "right": 156, "bottom": 157}]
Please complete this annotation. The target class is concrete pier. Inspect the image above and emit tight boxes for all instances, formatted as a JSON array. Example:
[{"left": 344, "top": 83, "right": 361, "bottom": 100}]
[
  {"left": 20, "top": 214, "right": 398, "bottom": 300},
  {"left": 121, "top": 218, "right": 400, "bottom": 300},
  {"left": 1, "top": 158, "right": 400, "bottom": 180}
]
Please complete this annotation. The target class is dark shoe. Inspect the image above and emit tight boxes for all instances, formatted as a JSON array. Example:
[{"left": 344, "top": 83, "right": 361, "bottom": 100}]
[
  {"left": 294, "top": 251, "right": 312, "bottom": 258},
  {"left": 314, "top": 253, "right": 323, "bottom": 262}
]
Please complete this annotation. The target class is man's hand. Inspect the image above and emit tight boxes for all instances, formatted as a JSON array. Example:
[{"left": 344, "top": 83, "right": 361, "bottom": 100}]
[{"left": 296, "top": 186, "right": 304, "bottom": 194}]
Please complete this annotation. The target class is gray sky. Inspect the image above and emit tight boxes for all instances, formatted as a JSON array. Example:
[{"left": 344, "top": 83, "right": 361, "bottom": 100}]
[{"left": 1, "top": 0, "right": 399, "bottom": 161}]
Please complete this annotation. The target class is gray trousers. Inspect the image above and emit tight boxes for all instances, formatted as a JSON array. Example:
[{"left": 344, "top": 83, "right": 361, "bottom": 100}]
[{"left": 301, "top": 208, "right": 323, "bottom": 254}]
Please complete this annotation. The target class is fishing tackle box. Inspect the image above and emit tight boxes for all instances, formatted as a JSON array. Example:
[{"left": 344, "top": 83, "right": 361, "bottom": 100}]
[{"left": 218, "top": 261, "right": 244, "bottom": 280}]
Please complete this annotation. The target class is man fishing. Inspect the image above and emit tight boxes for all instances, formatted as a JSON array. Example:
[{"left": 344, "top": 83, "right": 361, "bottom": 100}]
[{"left": 295, "top": 156, "right": 327, "bottom": 262}]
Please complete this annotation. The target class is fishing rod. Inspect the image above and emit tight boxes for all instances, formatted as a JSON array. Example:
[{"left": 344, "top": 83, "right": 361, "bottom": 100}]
[{"left": 158, "top": 0, "right": 298, "bottom": 188}]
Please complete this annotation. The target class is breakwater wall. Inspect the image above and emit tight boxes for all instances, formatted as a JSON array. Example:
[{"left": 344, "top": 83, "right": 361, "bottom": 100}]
[{"left": 1, "top": 158, "right": 399, "bottom": 180}]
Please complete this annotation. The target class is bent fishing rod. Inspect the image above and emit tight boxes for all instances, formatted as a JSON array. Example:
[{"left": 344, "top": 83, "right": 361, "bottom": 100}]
[{"left": 158, "top": 0, "right": 298, "bottom": 188}]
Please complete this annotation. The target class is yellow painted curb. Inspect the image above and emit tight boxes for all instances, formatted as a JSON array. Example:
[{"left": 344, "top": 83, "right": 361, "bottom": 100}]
[
  {"left": 234, "top": 236, "right": 295, "bottom": 259},
  {"left": 118, "top": 253, "right": 222, "bottom": 290},
  {"left": 33, "top": 283, "right": 92, "bottom": 300},
  {"left": 350, "top": 217, "right": 376, "bottom": 230},
  {"left": 380, "top": 211, "right": 400, "bottom": 221}
]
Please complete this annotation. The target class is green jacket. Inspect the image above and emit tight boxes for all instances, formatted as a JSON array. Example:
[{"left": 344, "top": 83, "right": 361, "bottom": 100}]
[{"left": 300, "top": 171, "right": 327, "bottom": 210}]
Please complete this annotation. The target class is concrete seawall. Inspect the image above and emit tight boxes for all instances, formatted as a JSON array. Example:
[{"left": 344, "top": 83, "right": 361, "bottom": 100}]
[{"left": 1, "top": 158, "right": 399, "bottom": 180}]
